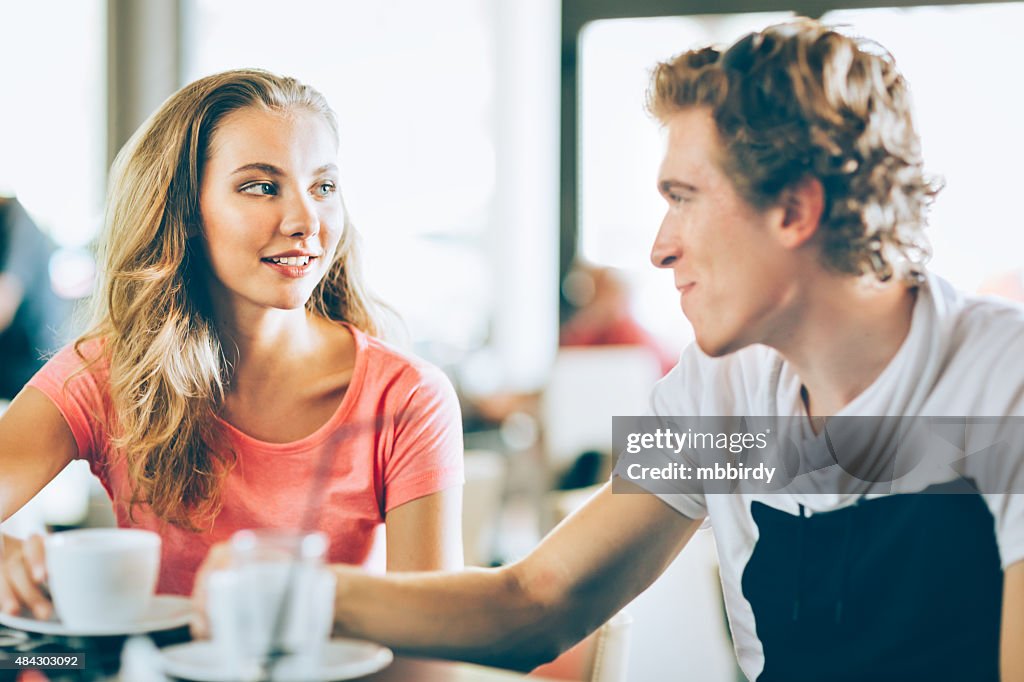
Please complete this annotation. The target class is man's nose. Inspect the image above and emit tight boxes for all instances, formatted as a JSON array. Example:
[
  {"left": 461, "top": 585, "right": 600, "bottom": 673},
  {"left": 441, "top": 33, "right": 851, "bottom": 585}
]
[{"left": 650, "top": 214, "right": 680, "bottom": 268}]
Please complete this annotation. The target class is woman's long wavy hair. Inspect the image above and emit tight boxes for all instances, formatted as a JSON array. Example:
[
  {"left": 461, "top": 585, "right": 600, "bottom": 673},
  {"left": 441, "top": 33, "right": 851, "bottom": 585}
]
[
  {"left": 78, "top": 69, "right": 383, "bottom": 530},
  {"left": 647, "top": 19, "right": 941, "bottom": 283}
]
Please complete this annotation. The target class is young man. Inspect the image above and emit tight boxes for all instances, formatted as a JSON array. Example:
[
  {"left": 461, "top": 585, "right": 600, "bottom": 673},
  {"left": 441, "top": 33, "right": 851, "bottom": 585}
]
[{"left": 198, "top": 18, "right": 1024, "bottom": 681}]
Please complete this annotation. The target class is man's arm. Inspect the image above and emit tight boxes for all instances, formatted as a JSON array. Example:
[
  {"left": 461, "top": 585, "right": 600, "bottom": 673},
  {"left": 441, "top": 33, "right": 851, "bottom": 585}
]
[
  {"left": 331, "top": 481, "right": 702, "bottom": 670},
  {"left": 1002, "top": 560, "right": 1024, "bottom": 681}
]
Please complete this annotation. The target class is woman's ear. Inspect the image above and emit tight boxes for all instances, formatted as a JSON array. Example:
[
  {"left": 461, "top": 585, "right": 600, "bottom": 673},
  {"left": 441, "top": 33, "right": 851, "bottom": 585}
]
[{"left": 777, "top": 176, "right": 825, "bottom": 249}]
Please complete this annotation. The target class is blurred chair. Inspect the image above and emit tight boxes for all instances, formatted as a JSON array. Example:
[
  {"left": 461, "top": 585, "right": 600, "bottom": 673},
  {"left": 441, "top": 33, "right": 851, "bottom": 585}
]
[
  {"left": 537, "top": 347, "right": 661, "bottom": 532},
  {"left": 589, "top": 611, "right": 633, "bottom": 682},
  {"left": 539, "top": 346, "right": 661, "bottom": 475},
  {"left": 530, "top": 611, "right": 633, "bottom": 682},
  {"left": 462, "top": 449, "right": 508, "bottom": 566}
]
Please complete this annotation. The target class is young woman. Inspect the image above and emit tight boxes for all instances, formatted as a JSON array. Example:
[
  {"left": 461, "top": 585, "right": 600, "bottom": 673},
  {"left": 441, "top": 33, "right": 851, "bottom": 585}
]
[{"left": 0, "top": 69, "right": 464, "bottom": 619}]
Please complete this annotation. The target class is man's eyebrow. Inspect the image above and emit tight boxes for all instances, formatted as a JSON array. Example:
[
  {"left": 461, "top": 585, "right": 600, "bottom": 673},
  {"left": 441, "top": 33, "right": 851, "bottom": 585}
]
[
  {"left": 659, "top": 179, "right": 699, "bottom": 194},
  {"left": 231, "top": 162, "right": 283, "bottom": 176},
  {"left": 315, "top": 163, "right": 339, "bottom": 175}
]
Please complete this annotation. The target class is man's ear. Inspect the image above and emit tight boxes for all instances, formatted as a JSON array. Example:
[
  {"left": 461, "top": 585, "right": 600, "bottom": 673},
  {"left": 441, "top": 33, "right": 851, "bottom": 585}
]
[{"left": 777, "top": 176, "right": 825, "bottom": 249}]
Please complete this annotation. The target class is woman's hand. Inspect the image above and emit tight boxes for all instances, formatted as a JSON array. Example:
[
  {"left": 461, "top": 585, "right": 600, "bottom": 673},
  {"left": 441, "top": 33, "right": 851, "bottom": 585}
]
[
  {"left": 0, "top": 534, "right": 51, "bottom": 619},
  {"left": 189, "top": 541, "right": 231, "bottom": 639}
]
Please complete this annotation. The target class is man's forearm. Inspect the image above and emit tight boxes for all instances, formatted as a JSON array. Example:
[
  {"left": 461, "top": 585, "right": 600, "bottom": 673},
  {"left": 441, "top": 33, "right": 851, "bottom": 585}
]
[
  {"left": 329, "top": 485, "right": 700, "bottom": 671},
  {"left": 331, "top": 563, "right": 569, "bottom": 671}
]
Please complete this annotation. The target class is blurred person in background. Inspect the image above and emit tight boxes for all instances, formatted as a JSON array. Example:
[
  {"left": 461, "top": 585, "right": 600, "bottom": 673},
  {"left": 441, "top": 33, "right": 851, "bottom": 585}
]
[
  {"left": 463, "top": 261, "right": 672, "bottom": 490},
  {"left": 0, "top": 198, "right": 68, "bottom": 401},
  {"left": 0, "top": 69, "right": 465, "bottom": 619},
  {"left": 559, "top": 261, "right": 675, "bottom": 375}
]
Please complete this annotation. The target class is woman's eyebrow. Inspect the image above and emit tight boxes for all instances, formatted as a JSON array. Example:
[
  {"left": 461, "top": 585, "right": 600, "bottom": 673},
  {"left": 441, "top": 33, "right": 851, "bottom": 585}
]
[
  {"left": 231, "top": 162, "right": 283, "bottom": 176},
  {"left": 230, "top": 162, "right": 339, "bottom": 175}
]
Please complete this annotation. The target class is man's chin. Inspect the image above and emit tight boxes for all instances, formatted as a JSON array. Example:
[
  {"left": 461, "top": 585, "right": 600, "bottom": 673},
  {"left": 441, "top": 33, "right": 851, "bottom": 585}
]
[{"left": 694, "top": 333, "right": 745, "bottom": 358}]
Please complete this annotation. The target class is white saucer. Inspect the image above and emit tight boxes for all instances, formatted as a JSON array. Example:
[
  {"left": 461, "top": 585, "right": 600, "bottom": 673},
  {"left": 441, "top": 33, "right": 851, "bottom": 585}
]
[
  {"left": 0, "top": 595, "right": 192, "bottom": 637},
  {"left": 159, "top": 638, "right": 393, "bottom": 682}
]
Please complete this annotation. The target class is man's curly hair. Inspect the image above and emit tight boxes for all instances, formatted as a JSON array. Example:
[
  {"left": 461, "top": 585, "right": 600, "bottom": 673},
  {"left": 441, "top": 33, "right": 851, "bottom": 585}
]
[{"left": 647, "top": 18, "right": 940, "bottom": 283}]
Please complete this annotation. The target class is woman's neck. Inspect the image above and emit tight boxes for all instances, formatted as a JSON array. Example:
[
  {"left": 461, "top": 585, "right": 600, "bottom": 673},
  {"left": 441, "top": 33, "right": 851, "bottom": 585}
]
[{"left": 216, "top": 305, "right": 324, "bottom": 382}]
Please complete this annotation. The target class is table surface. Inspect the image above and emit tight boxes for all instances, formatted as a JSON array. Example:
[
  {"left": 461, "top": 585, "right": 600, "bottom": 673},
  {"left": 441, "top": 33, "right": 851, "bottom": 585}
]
[
  {"left": 0, "top": 627, "right": 556, "bottom": 682},
  {"left": 355, "top": 655, "right": 551, "bottom": 681}
]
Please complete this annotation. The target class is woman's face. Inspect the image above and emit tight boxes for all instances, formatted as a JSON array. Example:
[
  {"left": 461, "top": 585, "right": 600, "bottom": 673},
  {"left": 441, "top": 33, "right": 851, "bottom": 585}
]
[{"left": 198, "top": 106, "right": 343, "bottom": 317}]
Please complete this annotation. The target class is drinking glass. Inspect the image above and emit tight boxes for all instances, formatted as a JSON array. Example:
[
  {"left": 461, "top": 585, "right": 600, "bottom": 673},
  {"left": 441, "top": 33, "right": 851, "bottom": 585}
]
[{"left": 207, "top": 529, "right": 336, "bottom": 680}]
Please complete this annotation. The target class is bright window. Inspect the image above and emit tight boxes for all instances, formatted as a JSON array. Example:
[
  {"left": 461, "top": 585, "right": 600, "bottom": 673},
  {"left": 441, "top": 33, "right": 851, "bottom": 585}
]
[
  {"left": 578, "top": 5, "right": 1024, "bottom": 349},
  {"left": 0, "top": 0, "right": 106, "bottom": 248}
]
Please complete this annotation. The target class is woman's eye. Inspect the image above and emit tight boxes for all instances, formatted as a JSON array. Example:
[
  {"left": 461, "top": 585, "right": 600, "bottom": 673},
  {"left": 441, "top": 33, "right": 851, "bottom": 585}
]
[
  {"left": 315, "top": 181, "right": 337, "bottom": 197},
  {"left": 241, "top": 182, "right": 276, "bottom": 195}
]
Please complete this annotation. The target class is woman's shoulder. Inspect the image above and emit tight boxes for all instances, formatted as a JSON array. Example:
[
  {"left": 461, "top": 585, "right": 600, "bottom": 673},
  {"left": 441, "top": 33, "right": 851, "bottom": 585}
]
[
  {"left": 353, "top": 327, "right": 446, "bottom": 380},
  {"left": 25, "top": 336, "right": 113, "bottom": 447},
  {"left": 35, "top": 337, "right": 110, "bottom": 383}
]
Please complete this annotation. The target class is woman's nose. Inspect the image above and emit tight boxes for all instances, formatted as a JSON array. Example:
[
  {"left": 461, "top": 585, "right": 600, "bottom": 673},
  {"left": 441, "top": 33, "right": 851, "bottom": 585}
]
[{"left": 280, "top": 192, "right": 320, "bottom": 238}]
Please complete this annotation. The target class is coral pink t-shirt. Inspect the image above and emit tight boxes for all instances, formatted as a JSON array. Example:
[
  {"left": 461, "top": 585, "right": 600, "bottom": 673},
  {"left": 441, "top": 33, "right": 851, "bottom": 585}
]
[{"left": 27, "top": 326, "right": 463, "bottom": 595}]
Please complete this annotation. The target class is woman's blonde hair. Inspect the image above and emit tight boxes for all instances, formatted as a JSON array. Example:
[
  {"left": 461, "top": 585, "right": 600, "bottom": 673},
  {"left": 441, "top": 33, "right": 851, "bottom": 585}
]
[
  {"left": 647, "top": 18, "right": 940, "bottom": 283},
  {"left": 79, "top": 68, "right": 383, "bottom": 529}
]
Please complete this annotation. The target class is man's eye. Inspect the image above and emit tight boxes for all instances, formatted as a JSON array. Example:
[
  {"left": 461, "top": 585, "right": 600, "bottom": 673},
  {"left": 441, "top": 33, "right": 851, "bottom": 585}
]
[{"left": 241, "top": 182, "right": 276, "bottom": 195}]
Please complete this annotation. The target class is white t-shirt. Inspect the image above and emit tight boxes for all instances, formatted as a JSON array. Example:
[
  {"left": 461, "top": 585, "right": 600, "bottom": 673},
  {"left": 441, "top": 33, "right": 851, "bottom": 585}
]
[{"left": 646, "top": 274, "right": 1024, "bottom": 681}]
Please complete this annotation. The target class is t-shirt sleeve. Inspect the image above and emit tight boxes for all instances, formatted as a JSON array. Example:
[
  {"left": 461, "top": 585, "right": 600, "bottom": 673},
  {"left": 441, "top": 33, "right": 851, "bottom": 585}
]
[
  {"left": 381, "top": 363, "right": 464, "bottom": 513},
  {"left": 25, "top": 343, "right": 106, "bottom": 465}
]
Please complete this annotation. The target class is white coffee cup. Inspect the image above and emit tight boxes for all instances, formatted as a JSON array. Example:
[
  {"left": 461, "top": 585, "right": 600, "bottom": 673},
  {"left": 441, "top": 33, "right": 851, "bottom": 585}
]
[
  {"left": 45, "top": 528, "right": 161, "bottom": 629},
  {"left": 206, "top": 530, "right": 335, "bottom": 680}
]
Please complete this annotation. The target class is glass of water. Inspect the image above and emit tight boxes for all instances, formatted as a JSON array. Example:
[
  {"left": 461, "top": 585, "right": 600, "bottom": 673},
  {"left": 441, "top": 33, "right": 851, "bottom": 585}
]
[{"left": 207, "top": 529, "right": 336, "bottom": 680}]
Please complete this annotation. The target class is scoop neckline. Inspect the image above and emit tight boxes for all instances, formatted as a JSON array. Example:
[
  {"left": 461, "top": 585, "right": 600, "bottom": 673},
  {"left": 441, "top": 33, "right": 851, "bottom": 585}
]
[{"left": 216, "top": 322, "right": 368, "bottom": 453}]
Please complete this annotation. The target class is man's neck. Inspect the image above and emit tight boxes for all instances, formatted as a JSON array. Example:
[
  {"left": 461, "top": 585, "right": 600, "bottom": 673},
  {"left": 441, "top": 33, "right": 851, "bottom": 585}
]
[{"left": 770, "top": 276, "right": 918, "bottom": 418}]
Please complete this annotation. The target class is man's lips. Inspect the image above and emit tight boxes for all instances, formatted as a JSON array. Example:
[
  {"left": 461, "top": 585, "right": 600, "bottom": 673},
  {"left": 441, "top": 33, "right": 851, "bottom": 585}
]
[{"left": 677, "top": 282, "right": 696, "bottom": 295}]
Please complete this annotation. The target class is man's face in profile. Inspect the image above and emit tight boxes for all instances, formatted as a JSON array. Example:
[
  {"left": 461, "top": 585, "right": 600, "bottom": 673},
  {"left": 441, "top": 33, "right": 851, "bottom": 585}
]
[{"left": 649, "top": 107, "right": 798, "bottom": 357}]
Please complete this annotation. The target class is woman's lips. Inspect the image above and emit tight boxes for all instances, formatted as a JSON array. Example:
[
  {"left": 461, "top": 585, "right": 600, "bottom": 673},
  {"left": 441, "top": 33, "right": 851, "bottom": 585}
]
[{"left": 261, "top": 257, "right": 317, "bottom": 278}]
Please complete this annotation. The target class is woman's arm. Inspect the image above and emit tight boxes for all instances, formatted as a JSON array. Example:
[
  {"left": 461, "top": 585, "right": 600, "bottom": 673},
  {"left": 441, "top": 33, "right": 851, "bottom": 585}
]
[
  {"left": 0, "top": 387, "right": 77, "bottom": 521},
  {"left": 384, "top": 488, "right": 463, "bottom": 571},
  {"left": 1002, "top": 560, "right": 1024, "bottom": 681},
  {"left": 331, "top": 482, "right": 701, "bottom": 670},
  {"left": 0, "top": 387, "right": 78, "bottom": 617}
]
